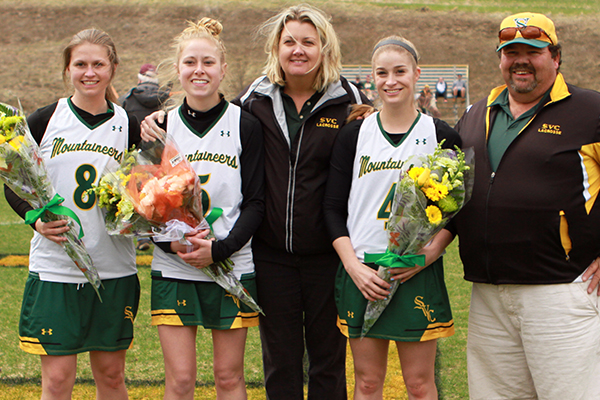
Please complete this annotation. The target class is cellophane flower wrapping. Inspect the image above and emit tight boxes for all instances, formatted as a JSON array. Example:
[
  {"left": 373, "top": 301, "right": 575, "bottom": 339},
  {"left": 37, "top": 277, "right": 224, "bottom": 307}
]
[
  {"left": 103, "top": 136, "right": 263, "bottom": 314},
  {"left": 89, "top": 147, "right": 158, "bottom": 237},
  {"left": 361, "top": 143, "right": 474, "bottom": 338},
  {"left": 0, "top": 103, "right": 102, "bottom": 299},
  {"left": 122, "top": 138, "right": 203, "bottom": 229}
]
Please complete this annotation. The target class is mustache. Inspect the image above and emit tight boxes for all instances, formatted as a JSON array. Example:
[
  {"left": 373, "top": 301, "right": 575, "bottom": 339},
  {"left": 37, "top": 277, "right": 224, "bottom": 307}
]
[{"left": 509, "top": 63, "right": 536, "bottom": 75}]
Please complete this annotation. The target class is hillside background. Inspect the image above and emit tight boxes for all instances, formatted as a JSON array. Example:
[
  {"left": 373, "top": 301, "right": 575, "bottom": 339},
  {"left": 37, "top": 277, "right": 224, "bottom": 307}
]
[
  {"left": 1, "top": 2, "right": 599, "bottom": 399},
  {"left": 2, "top": 1, "right": 600, "bottom": 117}
]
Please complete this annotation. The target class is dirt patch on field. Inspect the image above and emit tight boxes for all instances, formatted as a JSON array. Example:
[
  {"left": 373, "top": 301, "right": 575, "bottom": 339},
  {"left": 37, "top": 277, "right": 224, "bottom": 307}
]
[{"left": 2, "top": 4, "right": 600, "bottom": 117}]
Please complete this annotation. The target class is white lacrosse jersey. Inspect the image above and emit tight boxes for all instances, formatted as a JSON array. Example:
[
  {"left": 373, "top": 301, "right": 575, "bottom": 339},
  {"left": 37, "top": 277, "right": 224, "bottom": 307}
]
[
  {"left": 346, "top": 112, "right": 438, "bottom": 261},
  {"left": 29, "top": 98, "right": 136, "bottom": 283},
  {"left": 151, "top": 102, "right": 254, "bottom": 281}
]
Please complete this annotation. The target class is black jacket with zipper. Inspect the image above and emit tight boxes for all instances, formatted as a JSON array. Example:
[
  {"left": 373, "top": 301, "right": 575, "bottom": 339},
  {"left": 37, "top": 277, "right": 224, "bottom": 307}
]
[
  {"left": 233, "top": 76, "right": 368, "bottom": 256},
  {"left": 452, "top": 73, "right": 600, "bottom": 284}
]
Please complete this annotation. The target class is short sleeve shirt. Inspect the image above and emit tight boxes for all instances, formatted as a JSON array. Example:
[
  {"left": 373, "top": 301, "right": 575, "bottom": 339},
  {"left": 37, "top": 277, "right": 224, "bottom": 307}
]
[{"left": 487, "top": 88, "right": 550, "bottom": 171}]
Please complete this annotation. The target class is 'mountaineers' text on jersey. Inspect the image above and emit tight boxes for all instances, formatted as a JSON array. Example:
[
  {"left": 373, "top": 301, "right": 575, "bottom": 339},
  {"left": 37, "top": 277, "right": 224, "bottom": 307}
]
[
  {"left": 152, "top": 102, "right": 254, "bottom": 281},
  {"left": 29, "top": 98, "right": 136, "bottom": 283},
  {"left": 346, "top": 112, "right": 438, "bottom": 261}
]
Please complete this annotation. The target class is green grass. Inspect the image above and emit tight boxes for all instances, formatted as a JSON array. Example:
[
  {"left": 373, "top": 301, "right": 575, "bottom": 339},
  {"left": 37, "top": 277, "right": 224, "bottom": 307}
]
[
  {"left": 0, "top": 243, "right": 470, "bottom": 399},
  {"left": 0, "top": 189, "right": 33, "bottom": 255},
  {"left": 0, "top": 0, "right": 596, "bottom": 16},
  {"left": 0, "top": 244, "right": 467, "bottom": 399},
  {"left": 0, "top": 116, "right": 466, "bottom": 396},
  {"left": 0, "top": 0, "right": 591, "bottom": 397},
  {"left": 0, "top": 264, "right": 268, "bottom": 399},
  {"left": 0, "top": 188, "right": 268, "bottom": 396},
  {"left": 0, "top": 264, "right": 265, "bottom": 385},
  {"left": 357, "top": 0, "right": 599, "bottom": 14},
  {"left": 436, "top": 242, "right": 470, "bottom": 399}
]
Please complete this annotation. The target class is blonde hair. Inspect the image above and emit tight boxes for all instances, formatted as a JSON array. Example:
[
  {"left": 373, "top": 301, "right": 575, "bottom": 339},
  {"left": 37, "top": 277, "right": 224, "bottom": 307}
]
[
  {"left": 62, "top": 28, "right": 120, "bottom": 103},
  {"left": 260, "top": 4, "right": 341, "bottom": 92},
  {"left": 158, "top": 18, "right": 226, "bottom": 110},
  {"left": 371, "top": 35, "right": 420, "bottom": 70}
]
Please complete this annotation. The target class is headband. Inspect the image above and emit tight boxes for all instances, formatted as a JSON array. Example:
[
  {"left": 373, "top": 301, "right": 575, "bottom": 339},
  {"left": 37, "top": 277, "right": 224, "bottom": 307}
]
[{"left": 372, "top": 38, "right": 418, "bottom": 62}]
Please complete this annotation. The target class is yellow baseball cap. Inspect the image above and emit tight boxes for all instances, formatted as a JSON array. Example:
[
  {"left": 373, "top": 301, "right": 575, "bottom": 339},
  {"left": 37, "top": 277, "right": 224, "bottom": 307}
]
[{"left": 497, "top": 12, "right": 558, "bottom": 51}]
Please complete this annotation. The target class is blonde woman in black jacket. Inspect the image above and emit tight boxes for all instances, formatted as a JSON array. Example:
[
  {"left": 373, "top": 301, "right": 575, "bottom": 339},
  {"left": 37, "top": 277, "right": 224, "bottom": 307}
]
[{"left": 233, "top": 5, "right": 368, "bottom": 399}]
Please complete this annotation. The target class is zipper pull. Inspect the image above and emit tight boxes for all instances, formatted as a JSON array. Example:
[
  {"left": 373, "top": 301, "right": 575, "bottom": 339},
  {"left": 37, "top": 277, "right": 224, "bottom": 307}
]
[{"left": 490, "top": 172, "right": 495, "bottom": 185}]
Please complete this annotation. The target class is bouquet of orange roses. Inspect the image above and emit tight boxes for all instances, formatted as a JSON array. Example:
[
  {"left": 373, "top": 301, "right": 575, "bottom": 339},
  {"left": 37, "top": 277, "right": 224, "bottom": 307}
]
[
  {"left": 95, "top": 137, "right": 263, "bottom": 314},
  {"left": 88, "top": 147, "right": 155, "bottom": 237},
  {"left": 0, "top": 102, "right": 102, "bottom": 299},
  {"left": 361, "top": 142, "right": 474, "bottom": 337}
]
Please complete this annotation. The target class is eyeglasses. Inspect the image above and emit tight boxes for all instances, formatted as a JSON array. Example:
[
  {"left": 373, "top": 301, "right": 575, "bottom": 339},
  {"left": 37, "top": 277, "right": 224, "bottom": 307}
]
[{"left": 498, "top": 26, "right": 554, "bottom": 45}]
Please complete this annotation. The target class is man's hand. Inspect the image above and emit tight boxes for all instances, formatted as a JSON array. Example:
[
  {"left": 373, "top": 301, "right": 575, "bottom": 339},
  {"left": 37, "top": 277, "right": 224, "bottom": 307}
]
[{"left": 582, "top": 257, "right": 600, "bottom": 295}]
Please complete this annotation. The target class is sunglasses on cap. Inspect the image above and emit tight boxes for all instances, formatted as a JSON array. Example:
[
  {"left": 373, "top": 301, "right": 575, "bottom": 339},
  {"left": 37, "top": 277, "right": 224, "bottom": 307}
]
[{"left": 498, "top": 26, "right": 554, "bottom": 45}]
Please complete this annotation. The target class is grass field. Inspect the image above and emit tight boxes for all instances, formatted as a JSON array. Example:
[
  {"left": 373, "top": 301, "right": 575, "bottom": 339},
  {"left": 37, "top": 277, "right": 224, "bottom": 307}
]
[
  {"left": 0, "top": 251, "right": 470, "bottom": 399},
  {"left": 0, "top": 189, "right": 469, "bottom": 399},
  {"left": 1, "top": 0, "right": 598, "bottom": 16},
  {"left": 0, "top": 0, "right": 595, "bottom": 398}
]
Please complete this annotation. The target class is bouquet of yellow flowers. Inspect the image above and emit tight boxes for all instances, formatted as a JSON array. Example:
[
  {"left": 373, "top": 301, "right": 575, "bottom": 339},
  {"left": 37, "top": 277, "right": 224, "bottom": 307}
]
[
  {"left": 93, "top": 137, "right": 263, "bottom": 314},
  {"left": 361, "top": 142, "right": 474, "bottom": 337},
  {"left": 0, "top": 103, "right": 102, "bottom": 299}
]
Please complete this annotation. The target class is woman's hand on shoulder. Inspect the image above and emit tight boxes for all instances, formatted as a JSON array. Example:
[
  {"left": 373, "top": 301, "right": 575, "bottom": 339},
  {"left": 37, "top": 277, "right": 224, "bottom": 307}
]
[
  {"left": 346, "top": 104, "right": 376, "bottom": 123},
  {"left": 35, "top": 219, "right": 69, "bottom": 244},
  {"left": 141, "top": 110, "right": 166, "bottom": 142}
]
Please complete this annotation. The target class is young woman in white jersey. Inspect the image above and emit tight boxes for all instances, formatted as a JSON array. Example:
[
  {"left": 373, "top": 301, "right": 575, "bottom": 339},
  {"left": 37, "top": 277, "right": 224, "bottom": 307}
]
[
  {"left": 323, "top": 36, "right": 461, "bottom": 399},
  {"left": 5, "top": 29, "right": 141, "bottom": 400},
  {"left": 142, "top": 8, "right": 367, "bottom": 398},
  {"left": 140, "top": 18, "right": 264, "bottom": 400}
]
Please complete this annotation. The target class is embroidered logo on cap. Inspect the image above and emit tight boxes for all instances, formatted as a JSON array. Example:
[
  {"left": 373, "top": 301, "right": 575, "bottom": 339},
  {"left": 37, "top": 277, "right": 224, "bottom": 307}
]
[{"left": 514, "top": 17, "right": 530, "bottom": 27}]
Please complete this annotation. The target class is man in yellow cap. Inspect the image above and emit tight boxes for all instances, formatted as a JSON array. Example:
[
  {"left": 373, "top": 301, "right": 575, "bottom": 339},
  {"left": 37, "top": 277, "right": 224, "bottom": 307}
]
[{"left": 428, "top": 12, "right": 600, "bottom": 399}]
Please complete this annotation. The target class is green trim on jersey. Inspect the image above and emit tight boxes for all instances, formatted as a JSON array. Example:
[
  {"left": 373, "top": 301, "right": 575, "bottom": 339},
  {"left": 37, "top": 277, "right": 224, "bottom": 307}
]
[
  {"left": 377, "top": 112, "right": 421, "bottom": 147},
  {"left": 179, "top": 101, "right": 230, "bottom": 138},
  {"left": 66, "top": 97, "right": 115, "bottom": 130}
]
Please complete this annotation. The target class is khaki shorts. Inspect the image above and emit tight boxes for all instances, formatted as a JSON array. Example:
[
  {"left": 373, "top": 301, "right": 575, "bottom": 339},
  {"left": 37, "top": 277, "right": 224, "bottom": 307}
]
[
  {"left": 335, "top": 258, "right": 454, "bottom": 341},
  {"left": 19, "top": 272, "right": 140, "bottom": 356},
  {"left": 150, "top": 270, "right": 259, "bottom": 330},
  {"left": 468, "top": 282, "right": 600, "bottom": 400}
]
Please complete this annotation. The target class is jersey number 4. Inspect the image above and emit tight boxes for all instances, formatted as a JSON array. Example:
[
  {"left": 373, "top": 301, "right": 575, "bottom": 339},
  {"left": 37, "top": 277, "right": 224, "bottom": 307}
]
[{"left": 377, "top": 183, "right": 396, "bottom": 221}]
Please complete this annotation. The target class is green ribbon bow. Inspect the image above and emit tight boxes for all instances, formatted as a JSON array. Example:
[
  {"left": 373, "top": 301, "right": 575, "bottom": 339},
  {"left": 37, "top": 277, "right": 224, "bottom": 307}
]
[
  {"left": 24, "top": 194, "right": 85, "bottom": 239},
  {"left": 364, "top": 250, "right": 426, "bottom": 269},
  {"left": 205, "top": 207, "right": 223, "bottom": 229}
]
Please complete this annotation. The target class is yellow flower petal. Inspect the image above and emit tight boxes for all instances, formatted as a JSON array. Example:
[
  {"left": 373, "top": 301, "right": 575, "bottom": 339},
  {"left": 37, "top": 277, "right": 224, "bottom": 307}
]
[
  {"left": 423, "top": 182, "right": 449, "bottom": 201},
  {"left": 408, "top": 167, "right": 424, "bottom": 182},
  {"left": 8, "top": 136, "right": 23, "bottom": 151},
  {"left": 417, "top": 168, "right": 431, "bottom": 186},
  {"left": 426, "top": 205, "right": 443, "bottom": 224}
]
